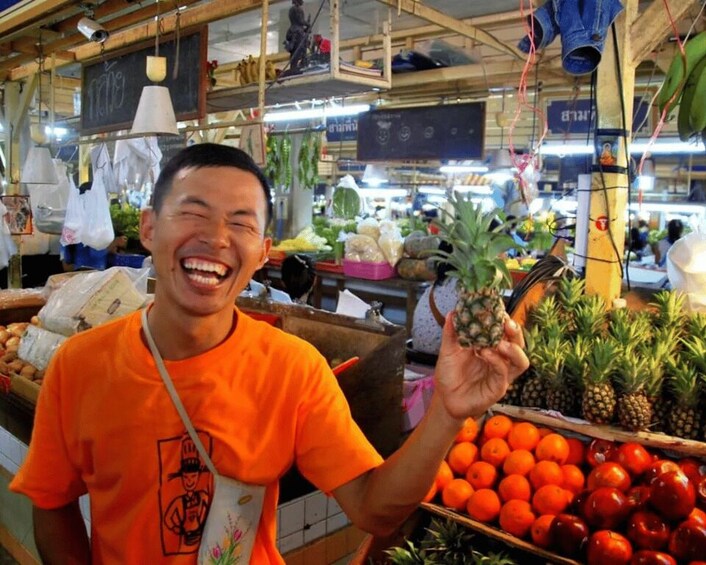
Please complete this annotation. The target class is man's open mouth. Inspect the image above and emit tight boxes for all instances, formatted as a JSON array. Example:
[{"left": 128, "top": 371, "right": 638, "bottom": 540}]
[{"left": 181, "top": 258, "right": 232, "bottom": 286}]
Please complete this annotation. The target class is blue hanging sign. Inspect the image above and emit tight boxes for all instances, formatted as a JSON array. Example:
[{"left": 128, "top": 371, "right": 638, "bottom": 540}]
[
  {"left": 326, "top": 115, "right": 359, "bottom": 143},
  {"left": 546, "top": 97, "right": 651, "bottom": 135}
]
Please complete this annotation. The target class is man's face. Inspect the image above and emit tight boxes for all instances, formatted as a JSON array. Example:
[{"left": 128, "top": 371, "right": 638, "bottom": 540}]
[{"left": 140, "top": 166, "right": 271, "bottom": 319}]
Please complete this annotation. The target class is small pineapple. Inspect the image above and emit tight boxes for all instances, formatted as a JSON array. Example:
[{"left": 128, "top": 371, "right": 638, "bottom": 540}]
[
  {"left": 536, "top": 338, "right": 578, "bottom": 416},
  {"left": 615, "top": 347, "right": 653, "bottom": 431},
  {"left": 665, "top": 359, "right": 703, "bottom": 440},
  {"left": 573, "top": 295, "right": 608, "bottom": 341},
  {"left": 528, "top": 295, "right": 561, "bottom": 330},
  {"left": 644, "top": 343, "right": 670, "bottom": 433},
  {"left": 519, "top": 327, "right": 546, "bottom": 409},
  {"left": 581, "top": 339, "right": 618, "bottom": 425},
  {"left": 434, "top": 197, "right": 516, "bottom": 349},
  {"left": 501, "top": 372, "right": 525, "bottom": 406},
  {"left": 556, "top": 276, "right": 586, "bottom": 332},
  {"left": 610, "top": 308, "right": 652, "bottom": 348}
]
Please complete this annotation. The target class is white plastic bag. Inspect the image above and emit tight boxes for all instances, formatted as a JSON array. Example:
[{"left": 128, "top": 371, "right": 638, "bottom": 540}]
[
  {"left": 81, "top": 144, "right": 115, "bottom": 250},
  {"left": 667, "top": 229, "right": 706, "bottom": 313},
  {"left": 28, "top": 159, "right": 71, "bottom": 235},
  {"left": 0, "top": 200, "right": 17, "bottom": 269},
  {"left": 60, "top": 177, "right": 84, "bottom": 246}
]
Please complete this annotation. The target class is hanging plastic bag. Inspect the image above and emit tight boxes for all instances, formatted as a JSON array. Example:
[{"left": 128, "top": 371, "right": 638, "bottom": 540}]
[
  {"left": 60, "top": 176, "right": 84, "bottom": 246},
  {"left": 81, "top": 144, "right": 115, "bottom": 250},
  {"left": 667, "top": 229, "right": 706, "bottom": 313},
  {"left": 28, "top": 159, "right": 71, "bottom": 235},
  {"left": 0, "top": 200, "right": 18, "bottom": 269}
]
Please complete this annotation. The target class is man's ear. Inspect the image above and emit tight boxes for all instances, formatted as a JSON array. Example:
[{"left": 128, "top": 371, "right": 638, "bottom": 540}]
[
  {"left": 139, "top": 208, "right": 156, "bottom": 252},
  {"left": 259, "top": 237, "right": 272, "bottom": 269}
]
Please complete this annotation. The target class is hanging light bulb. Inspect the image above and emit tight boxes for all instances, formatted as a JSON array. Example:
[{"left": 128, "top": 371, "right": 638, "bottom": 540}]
[
  {"left": 130, "top": 10, "right": 178, "bottom": 136},
  {"left": 21, "top": 42, "right": 58, "bottom": 185}
]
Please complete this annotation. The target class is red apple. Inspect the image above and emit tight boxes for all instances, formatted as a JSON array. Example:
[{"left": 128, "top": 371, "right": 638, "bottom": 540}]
[
  {"left": 585, "top": 487, "right": 631, "bottom": 529},
  {"left": 650, "top": 470, "right": 696, "bottom": 522},
  {"left": 587, "top": 439, "right": 618, "bottom": 468},
  {"left": 616, "top": 443, "right": 653, "bottom": 478},
  {"left": 644, "top": 460, "right": 681, "bottom": 486},
  {"left": 630, "top": 550, "right": 676, "bottom": 565},
  {"left": 626, "top": 511, "right": 671, "bottom": 550},
  {"left": 696, "top": 476, "right": 706, "bottom": 510},
  {"left": 628, "top": 486, "right": 652, "bottom": 512},
  {"left": 687, "top": 562, "right": 706, "bottom": 565},
  {"left": 689, "top": 508, "right": 706, "bottom": 526},
  {"left": 549, "top": 513, "right": 590, "bottom": 556},
  {"left": 680, "top": 458, "right": 706, "bottom": 485},
  {"left": 572, "top": 490, "right": 592, "bottom": 520},
  {"left": 588, "top": 462, "right": 632, "bottom": 492},
  {"left": 587, "top": 530, "right": 633, "bottom": 565},
  {"left": 668, "top": 521, "right": 706, "bottom": 562}
]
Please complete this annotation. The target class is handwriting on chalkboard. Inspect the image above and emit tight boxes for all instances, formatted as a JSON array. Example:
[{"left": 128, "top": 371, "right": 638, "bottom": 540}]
[{"left": 84, "top": 60, "right": 127, "bottom": 124}]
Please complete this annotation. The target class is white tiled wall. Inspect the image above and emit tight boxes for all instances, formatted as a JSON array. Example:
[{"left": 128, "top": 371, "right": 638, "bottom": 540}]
[{"left": 276, "top": 490, "right": 350, "bottom": 554}]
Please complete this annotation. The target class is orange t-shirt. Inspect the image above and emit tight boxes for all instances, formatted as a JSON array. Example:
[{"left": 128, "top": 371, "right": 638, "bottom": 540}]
[{"left": 10, "top": 308, "right": 383, "bottom": 564}]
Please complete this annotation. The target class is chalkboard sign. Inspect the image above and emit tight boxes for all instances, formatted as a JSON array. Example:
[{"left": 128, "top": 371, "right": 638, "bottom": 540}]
[
  {"left": 157, "top": 134, "right": 187, "bottom": 165},
  {"left": 80, "top": 28, "right": 206, "bottom": 135},
  {"left": 356, "top": 103, "right": 485, "bottom": 161}
]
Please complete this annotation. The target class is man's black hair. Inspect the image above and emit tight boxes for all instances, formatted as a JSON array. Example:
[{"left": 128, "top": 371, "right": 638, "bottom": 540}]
[
  {"left": 152, "top": 143, "right": 273, "bottom": 226},
  {"left": 667, "top": 218, "right": 684, "bottom": 244}
]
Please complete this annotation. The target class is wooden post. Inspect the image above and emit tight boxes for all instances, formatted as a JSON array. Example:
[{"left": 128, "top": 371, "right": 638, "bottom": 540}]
[{"left": 584, "top": 0, "right": 638, "bottom": 302}]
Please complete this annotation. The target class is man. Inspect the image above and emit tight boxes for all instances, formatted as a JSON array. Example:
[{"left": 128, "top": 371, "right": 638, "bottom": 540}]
[{"left": 10, "top": 144, "right": 528, "bottom": 564}]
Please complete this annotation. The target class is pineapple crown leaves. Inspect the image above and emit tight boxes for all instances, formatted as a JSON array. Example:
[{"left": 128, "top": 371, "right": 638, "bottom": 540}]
[
  {"left": 529, "top": 295, "right": 560, "bottom": 328},
  {"left": 535, "top": 337, "right": 572, "bottom": 384},
  {"left": 564, "top": 335, "right": 590, "bottom": 382},
  {"left": 650, "top": 290, "right": 687, "bottom": 328},
  {"left": 385, "top": 540, "right": 433, "bottom": 564},
  {"left": 422, "top": 518, "right": 477, "bottom": 565},
  {"left": 471, "top": 552, "right": 517, "bottom": 565},
  {"left": 651, "top": 325, "right": 682, "bottom": 355},
  {"left": 686, "top": 312, "right": 706, "bottom": 338},
  {"left": 665, "top": 358, "right": 702, "bottom": 407},
  {"left": 615, "top": 346, "right": 650, "bottom": 393},
  {"left": 573, "top": 295, "right": 608, "bottom": 338},
  {"left": 680, "top": 336, "right": 706, "bottom": 374},
  {"left": 557, "top": 276, "right": 586, "bottom": 310},
  {"left": 587, "top": 339, "right": 618, "bottom": 384},
  {"left": 432, "top": 197, "right": 517, "bottom": 292}
]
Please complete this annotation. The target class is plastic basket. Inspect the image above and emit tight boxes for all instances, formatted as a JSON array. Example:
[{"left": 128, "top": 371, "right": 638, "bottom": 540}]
[
  {"left": 108, "top": 253, "right": 147, "bottom": 268},
  {"left": 343, "top": 259, "right": 395, "bottom": 280}
]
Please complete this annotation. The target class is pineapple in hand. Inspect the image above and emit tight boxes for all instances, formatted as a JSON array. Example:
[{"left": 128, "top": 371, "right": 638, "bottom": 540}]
[{"left": 433, "top": 196, "right": 516, "bottom": 349}]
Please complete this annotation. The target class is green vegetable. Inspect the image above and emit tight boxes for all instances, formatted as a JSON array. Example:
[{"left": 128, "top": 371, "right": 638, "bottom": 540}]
[
  {"left": 332, "top": 185, "right": 361, "bottom": 219},
  {"left": 110, "top": 204, "right": 140, "bottom": 241}
]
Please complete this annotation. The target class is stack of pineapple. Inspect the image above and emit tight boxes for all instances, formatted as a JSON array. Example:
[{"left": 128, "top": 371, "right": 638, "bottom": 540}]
[{"left": 503, "top": 281, "right": 706, "bottom": 439}]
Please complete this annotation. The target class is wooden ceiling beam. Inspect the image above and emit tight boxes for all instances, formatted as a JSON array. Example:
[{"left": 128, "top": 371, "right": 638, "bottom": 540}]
[
  {"left": 630, "top": 0, "right": 699, "bottom": 66},
  {"left": 0, "top": 0, "right": 75, "bottom": 38},
  {"left": 373, "top": 0, "right": 525, "bottom": 60}
]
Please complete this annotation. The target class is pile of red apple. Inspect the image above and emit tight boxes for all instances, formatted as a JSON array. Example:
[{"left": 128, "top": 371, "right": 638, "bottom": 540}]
[{"left": 551, "top": 438, "right": 706, "bottom": 565}]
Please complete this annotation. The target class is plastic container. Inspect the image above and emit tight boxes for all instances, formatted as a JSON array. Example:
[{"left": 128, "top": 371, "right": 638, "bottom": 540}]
[
  {"left": 343, "top": 259, "right": 395, "bottom": 280},
  {"left": 107, "top": 253, "right": 147, "bottom": 268}
]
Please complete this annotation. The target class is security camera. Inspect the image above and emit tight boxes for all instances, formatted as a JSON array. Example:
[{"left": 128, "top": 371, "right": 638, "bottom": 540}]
[{"left": 77, "top": 17, "right": 109, "bottom": 43}]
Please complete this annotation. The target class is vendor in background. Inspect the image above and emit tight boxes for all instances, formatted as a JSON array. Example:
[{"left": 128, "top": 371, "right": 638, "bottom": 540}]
[
  {"left": 281, "top": 253, "right": 316, "bottom": 305},
  {"left": 505, "top": 215, "right": 528, "bottom": 258},
  {"left": 411, "top": 241, "right": 458, "bottom": 357},
  {"left": 657, "top": 218, "right": 684, "bottom": 267}
]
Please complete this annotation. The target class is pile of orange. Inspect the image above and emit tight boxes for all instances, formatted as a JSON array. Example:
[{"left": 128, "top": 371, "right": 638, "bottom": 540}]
[{"left": 428, "top": 414, "right": 586, "bottom": 544}]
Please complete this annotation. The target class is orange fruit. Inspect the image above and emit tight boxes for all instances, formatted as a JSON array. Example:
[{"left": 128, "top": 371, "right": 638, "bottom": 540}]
[
  {"left": 422, "top": 481, "right": 437, "bottom": 503},
  {"left": 530, "top": 514, "right": 556, "bottom": 549},
  {"left": 535, "top": 433, "right": 570, "bottom": 465},
  {"left": 529, "top": 460, "right": 564, "bottom": 489},
  {"left": 455, "top": 417, "right": 480, "bottom": 443},
  {"left": 447, "top": 442, "right": 478, "bottom": 475},
  {"left": 508, "top": 422, "right": 541, "bottom": 451},
  {"left": 565, "top": 437, "right": 586, "bottom": 466},
  {"left": 480, "top": 437, "right": 511, "bottom": 468},
  {"left": 561, "top": 464, "right": 586, "bottom": 495},
  {"left": 499, "top": 499, "right": 536, "bottom": 538},
  {"left": 498, "top": 474, "right": 532, "bottom": 503},
  {"left": 441, "top": 478, "right": 474, "bottom": 511},
  {"left": 466, "top": 461, "right": 499, "bottom": 490},
  {"left": 532, "top": 484, "right": 570, "bottom": 515},
  {"left": 436, "top": 460, "right": 454, "bottom": 491},
  {"left": 503, "top": 449, "right": 536, "bottom": 476},
  {"left": 483, "top": 415, "right": 513, "bottom": 439},
  {"left": 537, "top": 427, "right": 553, "bottom": 438},
  {"left": 467, "top": 489, "right": 502, "bottom": 523}
]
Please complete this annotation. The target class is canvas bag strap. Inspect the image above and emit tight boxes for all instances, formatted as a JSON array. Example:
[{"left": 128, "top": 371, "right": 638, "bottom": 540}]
[
  {"left": 428, "top": 286, "right": 446, "bottom": 328},
  {"left": 141, "top": 308, "right": 218, "bottom": 477}
]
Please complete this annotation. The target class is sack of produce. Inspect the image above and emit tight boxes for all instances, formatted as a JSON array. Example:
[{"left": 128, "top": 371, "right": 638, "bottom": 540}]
[
  {"left": 18, "top": 325, "right": 66, "bottom": 371},
  {"left": 39, "top": 267, "right": 148, "bottom": 336},
  {"left": 344, "top": 234, "right": 385, "bottom": 263},
  {"left": 378, "top": 223, "right": 404, "bottom": 267},
  {"left": 356, "top": 217, "right": 381, "bottom": 241},
  {"left": 403, "top": 233, "right": 440, "bottom": 259},
  {"left": 396, "top": 258, "right": 436, "bottom": 281},
  {"left": 332, "top": 175, "right": 361, "bottom": 219}
]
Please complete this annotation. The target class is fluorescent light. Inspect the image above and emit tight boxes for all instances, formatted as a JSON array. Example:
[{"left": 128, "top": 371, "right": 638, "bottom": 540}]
[
  {"left": 264, "top": 104, "right": 370, "bottom": 123},
  {"left": 358, "top": 188, "right": 407, "bottom": 198},
  {"left": 539, "top": 139, "right": 706, "bottom": 156},
  {"left": 419, "top": 187, "right": 447, "bottom": 195},
  {"left": 454, "top": 185, "right": 493, "bottom": 195},
  {"left": 629, "top": 202, "right": 706, "bottom": 215},
  {"left": 637, "top": 175, "right": 655, "bottom": 191},
  {"left": 45, "top": 126, "right": 68, "bottom": 138},
  {"left": 440, "top": 165, "right": 489, "bottom": 174},
  {"left": 539, "top": 144, "right": 594, "bottom": 156}
]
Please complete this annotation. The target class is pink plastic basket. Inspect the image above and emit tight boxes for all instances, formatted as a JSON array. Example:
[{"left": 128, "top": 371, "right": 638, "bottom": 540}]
[{"left": 343, "top": 259, "right": 395, "bottom": 280}]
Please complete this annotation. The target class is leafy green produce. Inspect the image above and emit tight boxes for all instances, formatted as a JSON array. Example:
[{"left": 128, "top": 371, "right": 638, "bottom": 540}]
[
  {"left": 332, "top": 186, "right": 361, "bottom": 219},
  {"left": 110, "top": 204, "right": 140, "bottom": 241}
]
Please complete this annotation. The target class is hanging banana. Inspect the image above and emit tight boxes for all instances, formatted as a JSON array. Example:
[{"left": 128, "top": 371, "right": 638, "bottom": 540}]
[
  {"left": 677, "top": 57, "right": 706, "bottom": 141},
  {"left": 658, "top": 31, "right": 706, "bottom": 115}
]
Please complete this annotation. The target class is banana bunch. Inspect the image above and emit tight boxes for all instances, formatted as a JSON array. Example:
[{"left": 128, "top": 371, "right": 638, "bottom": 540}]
[
  {"left": 657, "top": 31, "right": 706, "bottom": 142},
  {"left": 237, "top": 56, "right": 278, "bottom": 86}
]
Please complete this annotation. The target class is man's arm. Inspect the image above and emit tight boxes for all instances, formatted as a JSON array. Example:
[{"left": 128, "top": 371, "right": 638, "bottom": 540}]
[
  {"left": 33, "top": 502, "right": 91, "bottom": 565},
  {"left": 333, "top": 315, "right": 529, "bottom": 537}
]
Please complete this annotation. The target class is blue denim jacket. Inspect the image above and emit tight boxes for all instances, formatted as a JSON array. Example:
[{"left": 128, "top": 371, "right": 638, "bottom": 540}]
[{"left": 518, "top": 0, "right": 624, "bottom": 76}]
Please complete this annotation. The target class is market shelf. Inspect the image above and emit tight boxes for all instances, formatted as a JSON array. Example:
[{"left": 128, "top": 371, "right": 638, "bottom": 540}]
[{"left": 206, "top": 69, "right": 391, "bottom": 113}]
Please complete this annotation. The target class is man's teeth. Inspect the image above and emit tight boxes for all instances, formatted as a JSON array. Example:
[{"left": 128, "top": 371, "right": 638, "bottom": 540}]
[
  {"left": 186, "top": 272, "right": 220, "bottom": 286},
  {"left": 182, "top": 258, "right": 228, "bottom": 276}
]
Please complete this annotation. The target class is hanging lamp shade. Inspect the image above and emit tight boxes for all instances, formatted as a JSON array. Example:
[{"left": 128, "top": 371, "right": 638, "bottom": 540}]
[
  {"left": 21, "top": 146, "right": 59, "bottom": 184},
  {"left": 130, "top": 85, "right": 178, "bottom": 136}
]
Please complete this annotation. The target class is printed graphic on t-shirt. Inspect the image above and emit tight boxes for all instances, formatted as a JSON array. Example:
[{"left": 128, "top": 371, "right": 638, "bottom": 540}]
[{"left": 158, "top": 432, "right": 214, "bottom": 555}]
